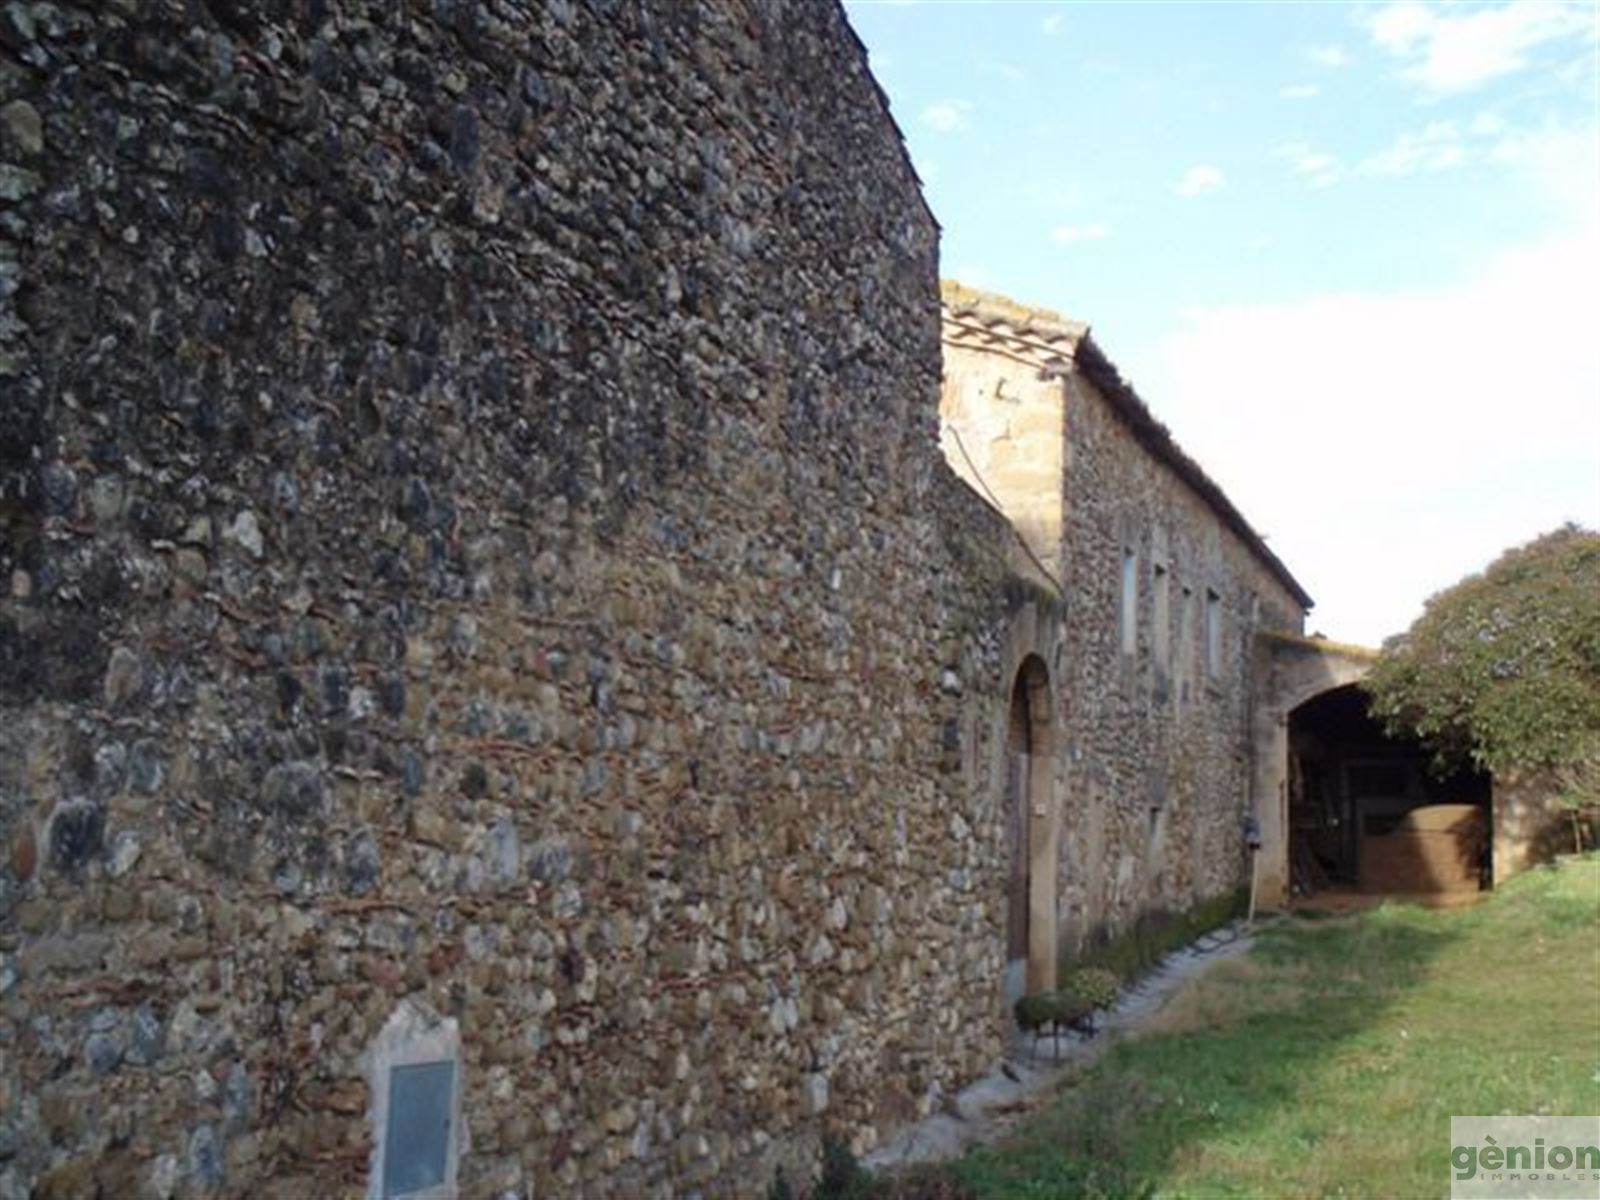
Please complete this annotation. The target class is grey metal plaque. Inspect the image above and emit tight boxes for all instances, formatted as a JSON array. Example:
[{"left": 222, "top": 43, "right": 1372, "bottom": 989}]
[{"left": 382, "top": 1060, "right": 455, "bottom": 1198}]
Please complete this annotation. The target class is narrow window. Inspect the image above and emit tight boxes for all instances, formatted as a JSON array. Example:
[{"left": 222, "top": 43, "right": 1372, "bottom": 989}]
[
  {"left": 1120, "top": 549, "right": 1138, "bottom": 656},
  {"left": 1152, "top": 563, "right": 1170, "bottom": 670},
  {"left": 1205, "top": 588, "right": 1222, "bottom": 678},
  {"left": 1178, "top": 585, "right": 1194, "bottom": 700}
]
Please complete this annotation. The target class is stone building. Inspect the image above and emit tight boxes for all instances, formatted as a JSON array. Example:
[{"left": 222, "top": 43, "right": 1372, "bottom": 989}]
[
  {"left": 938, "top": 283, "right": 1314, "bottom": 998},
  {"left": 0, "top": 3, "right": 1065, "bottom": 1197},
  {"left": 938, "top": 285, "right": 1532, "bottom": 929},
  {"left": 0, "top": 3, "right": 1549, "bottom": 1199}
]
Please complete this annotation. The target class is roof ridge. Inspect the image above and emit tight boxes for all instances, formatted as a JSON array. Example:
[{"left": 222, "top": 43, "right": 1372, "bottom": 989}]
[
  {"left": 939, "top": 279, "right": 1087, "bottom": 343},
  {"left": 937, "top": 282, "right": 1316, "bottom": 612}
]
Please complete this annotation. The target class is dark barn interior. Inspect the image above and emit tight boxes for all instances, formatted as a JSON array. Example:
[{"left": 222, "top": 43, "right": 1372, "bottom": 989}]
[{"left": 1288, "top": 685, "right": 1491, "bottom": 897}]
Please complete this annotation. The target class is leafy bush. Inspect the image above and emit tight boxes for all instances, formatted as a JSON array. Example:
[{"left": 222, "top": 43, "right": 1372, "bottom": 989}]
[
  {"left": 1014, "top": 991, "right": 1064, "bottom": 1032},
  {"left": 1062, "top": 967, "right": 1121, "bottom": 1010},
  {"left": 1364, "top": 525, "right": 1600, "bottom": 777},
  {"left": 1014, "top": 990, "right": 1092, "bottom": 1033}
]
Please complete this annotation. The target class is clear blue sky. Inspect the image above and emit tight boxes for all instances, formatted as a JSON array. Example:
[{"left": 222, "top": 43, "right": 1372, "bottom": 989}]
[{"left": 845, "top": 0, "right": 1600, "bottom": 644}]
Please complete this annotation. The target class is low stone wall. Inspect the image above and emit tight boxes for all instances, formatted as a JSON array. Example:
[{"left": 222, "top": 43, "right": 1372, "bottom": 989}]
[
  {"left": 1493, "top": 769, "right": 1592, "bottom": 884},
  {"left": 0, "top": 3, "right": 1031, "bottom": 1196}
]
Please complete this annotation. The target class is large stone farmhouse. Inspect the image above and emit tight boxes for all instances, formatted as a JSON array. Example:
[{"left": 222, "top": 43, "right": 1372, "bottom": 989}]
[
  {"left": 0, "top": 3, "right": 1552, "bottom": 1198},
  {"left": 937, "top": 282, "right": 1313, "bottom": 1003}
]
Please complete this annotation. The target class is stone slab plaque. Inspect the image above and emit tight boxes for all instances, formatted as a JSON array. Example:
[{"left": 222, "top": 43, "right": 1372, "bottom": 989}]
[
  {"left": 382, "top": 1060, "right": 456, "bottom": 1198},
  {"left": 366, "top": 1001, "right": 461, "bottom": 1200}
]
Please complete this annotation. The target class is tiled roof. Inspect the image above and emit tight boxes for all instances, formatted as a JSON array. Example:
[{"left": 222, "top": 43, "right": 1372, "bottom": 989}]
[
  {"left": 939, "top": 280, "right": 1315, "bottom": 612},
  {"left": 940, "top": 280, "right": 1087, "bottom": 353}
]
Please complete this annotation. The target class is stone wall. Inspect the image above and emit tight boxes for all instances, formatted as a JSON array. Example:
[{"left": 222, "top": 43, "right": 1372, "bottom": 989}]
[
  {"left": 938, "top": 283, "right": 1076, "bottom": 582},
  {"left": 937, "top": 287, "right": 1310, "bottom": 955},
  {"left": 1053, "top": 355, "right": 1308, "bottom": 950},
  {"left": 1492, "top": 769, "right": 1592, "bottom": 884},
  {"left": 0, "top": 3, "right": 1031, "bottom": 1196}
]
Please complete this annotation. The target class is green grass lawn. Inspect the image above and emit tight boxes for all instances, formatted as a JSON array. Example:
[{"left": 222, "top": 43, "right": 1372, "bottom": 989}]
[{"left": 943, "top": 857, "right": 1600, "bottom": 1199}]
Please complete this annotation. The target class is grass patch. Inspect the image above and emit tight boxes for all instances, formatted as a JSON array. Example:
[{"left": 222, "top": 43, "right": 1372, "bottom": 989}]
[
  {"left": 1140, "top": 958, "right": 1313, "bottom": 1038},
  {"left": 926, "top": 857, "right": 1599, "bottom": 1199}
]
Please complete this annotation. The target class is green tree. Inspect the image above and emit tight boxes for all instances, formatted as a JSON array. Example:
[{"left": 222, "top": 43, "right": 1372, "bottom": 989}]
[{"left": 1363, "top": 525, "right": 1600, "bottom": 795}]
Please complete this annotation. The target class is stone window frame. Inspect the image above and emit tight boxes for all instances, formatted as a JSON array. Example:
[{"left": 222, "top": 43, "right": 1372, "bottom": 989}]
[{"left": 366, "top": 1002, "right": 464, "bottom": 1200}]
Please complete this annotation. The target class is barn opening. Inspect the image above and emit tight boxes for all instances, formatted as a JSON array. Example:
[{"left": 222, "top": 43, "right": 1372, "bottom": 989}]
[{"left": 1287, "top": 684, "right": 1491, "bottom": 899}]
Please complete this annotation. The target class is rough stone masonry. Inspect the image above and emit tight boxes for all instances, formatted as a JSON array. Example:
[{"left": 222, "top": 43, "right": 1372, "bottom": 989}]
[{"left": 0, "top": 2, "right": 1051, "bottom": 1197}]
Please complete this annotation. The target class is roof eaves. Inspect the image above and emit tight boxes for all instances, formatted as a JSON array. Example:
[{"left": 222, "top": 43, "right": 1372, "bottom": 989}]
[{"left": 1073, "top": 333, "right": 1315, "bottom": 611}]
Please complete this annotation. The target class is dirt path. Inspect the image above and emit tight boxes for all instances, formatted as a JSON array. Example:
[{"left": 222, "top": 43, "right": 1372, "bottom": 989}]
[{"left": 863, "top": 922, "right": 1261, "bottom": 1171}]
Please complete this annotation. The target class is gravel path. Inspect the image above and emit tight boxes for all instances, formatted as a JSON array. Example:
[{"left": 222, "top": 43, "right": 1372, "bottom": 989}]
[{"left": 863, "top": 921, "right": 1261, "bottom": 1171}]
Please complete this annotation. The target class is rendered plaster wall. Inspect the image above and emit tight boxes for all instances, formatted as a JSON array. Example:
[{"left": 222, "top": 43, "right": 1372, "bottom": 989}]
[
  {"left": 938, "top": 344, "right": 1065, "bottom": 581},
  {"left": 0, "top": 2, "right": 1029, "bottom": 1196},
  {"left": 1056, "top": 371, "right": 1307, "bottom": 952}
]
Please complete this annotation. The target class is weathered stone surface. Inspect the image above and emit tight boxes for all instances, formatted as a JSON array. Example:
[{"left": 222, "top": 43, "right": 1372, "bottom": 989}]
[
  {"left": 45, "top": 799, "right": 103, "bottom": 877},
  {"left": 31, "top": 1159, "right": 94, "bottom": 1200},
  {"left": 0, "top": 2, "right": 1027, "bottom": 1197},
  {"left": 939, "top": 286, "right": 1310, "bottom": 956},
  {"left": 8, "top": 826, "right": 33, "bottom": 883},
  {"left": 0, "top": 100, "right": 40, "bottom": 157}
]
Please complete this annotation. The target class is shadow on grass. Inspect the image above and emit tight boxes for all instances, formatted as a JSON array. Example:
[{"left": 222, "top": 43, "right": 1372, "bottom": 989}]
[
  {"left": 954, "top": 909, "right": 1462, "bottom": 1198},
  {"left": 820, "top": 860, "right": 1599, "bottom": 1200},
  {"left": 929, "top": 859, "right": 1600, "bottom": 1199}
]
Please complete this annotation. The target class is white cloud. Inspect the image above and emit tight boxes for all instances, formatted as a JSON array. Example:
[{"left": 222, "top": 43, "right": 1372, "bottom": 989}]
[
  {"left": 949, "top": 263, "right": 991, "bottom": 287},
  {"left": 1360, "top": 120, "right": 1468, "bottom": 174},
  {"left": 1486, "top": 123, "right": 1600, "bottom": 215},
  {"left": 1176, "top": 164, "right": 1227, "bottom": 197},
  {"left": 1277, "top": 141, "right": 1344, "bottom": 188},
  {"left": 1470, "top": 111, "right": 1507, "bottom": 137},
  {"left": 1366, "top": 0, "right": 1597, "bottom": 94},
  {"left": 1358, "top": 116, "right": 1593, "bottom": 180},
  {"left": 1050, "top": 221, "right": 1111, "bottom": 245},
  {"left": 1041, "top": 12, "right": 1067, "bottom": 37},
  {"left": 1367, "top": 3, "right": 1435, "bottom": 54},
  {"left": 920, "top": 100, "right": 972, "bottom": 133},
  {"left": 1280, "top": 83, "right": 1321, "bottom": 99},
  {"left": 1158, "top": 216, "right": 1600, "bottom": 645},
  {"left": 1308, "top": 44, "right": 1352, "bottom": 68}
]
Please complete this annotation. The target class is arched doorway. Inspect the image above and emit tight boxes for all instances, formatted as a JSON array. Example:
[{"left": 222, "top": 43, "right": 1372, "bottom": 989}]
[
  {"left": 1288, "top": 683, "right": 1490, "bottom": 897},
  {"left": 1004, "top": 655, "right": 1058, "bottom": 1006}
]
